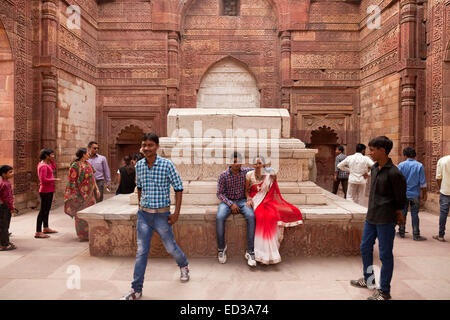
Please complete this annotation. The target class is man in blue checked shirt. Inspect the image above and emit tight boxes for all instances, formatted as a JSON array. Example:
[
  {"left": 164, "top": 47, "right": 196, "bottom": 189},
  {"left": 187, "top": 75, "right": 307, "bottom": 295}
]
[
  {"left": 397, "top": 147, "right": 428, "bottom": 241},
  {"left": 121, "top": 133, "right": 189, "bottom": 300}
]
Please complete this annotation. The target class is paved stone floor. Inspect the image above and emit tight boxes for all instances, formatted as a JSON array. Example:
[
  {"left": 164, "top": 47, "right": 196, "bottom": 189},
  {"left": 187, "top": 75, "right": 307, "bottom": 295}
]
[{"left": 0, "top": 195, "right": 449, "bottom": 300}]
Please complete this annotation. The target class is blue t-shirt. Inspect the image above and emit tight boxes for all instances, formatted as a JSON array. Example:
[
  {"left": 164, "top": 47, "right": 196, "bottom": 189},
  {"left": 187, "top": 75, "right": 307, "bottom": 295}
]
[{"left": 398, "top": 159, "right": 427, "bottom": 199}]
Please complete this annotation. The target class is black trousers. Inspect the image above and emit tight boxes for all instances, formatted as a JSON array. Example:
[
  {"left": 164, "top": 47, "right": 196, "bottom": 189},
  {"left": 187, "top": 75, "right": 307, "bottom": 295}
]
[
  {"left": 332, "top": 178, "right": 348, "bottom": 198},
  {"left": 0, "top": 204, "right": 11, "bottom": 246},
  {"left": 37, "top": 192, "right": 53, "bottom": 232}
]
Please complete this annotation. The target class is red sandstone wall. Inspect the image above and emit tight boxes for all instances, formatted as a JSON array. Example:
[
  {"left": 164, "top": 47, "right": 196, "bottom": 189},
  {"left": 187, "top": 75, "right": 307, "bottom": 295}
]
[
  {"left": 291, "top": 1, "right": 360, "bottom": 158},
  {"left": 425, "top": 0, "right": 450, "bottom": 192},
  {"left": 359, "top": 0, "right": 402, "bottom": 164},
  {"left": 0, "top": 22, "right": 14, "bottom": 168}
]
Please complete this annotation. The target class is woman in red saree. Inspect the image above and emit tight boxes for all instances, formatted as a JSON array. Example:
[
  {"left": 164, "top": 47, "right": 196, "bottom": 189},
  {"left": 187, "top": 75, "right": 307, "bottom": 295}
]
[
  {"left": 64, "top": 148, "right": 100, "bottom": 241},
  {"left": 245, "top": 156, "right": 303, "bottom": 264}
]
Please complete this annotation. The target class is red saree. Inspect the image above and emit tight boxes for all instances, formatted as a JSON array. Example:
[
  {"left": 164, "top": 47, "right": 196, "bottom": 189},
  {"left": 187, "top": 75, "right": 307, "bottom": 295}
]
[{"left": 247, "top": 171, "right": 303, "bottom": 264}]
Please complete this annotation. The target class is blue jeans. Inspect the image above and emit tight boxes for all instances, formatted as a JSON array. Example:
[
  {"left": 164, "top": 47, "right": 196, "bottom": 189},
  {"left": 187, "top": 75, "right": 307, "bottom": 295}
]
[
  {"left": 131, "top": 209, "right": 188, "bottom": 292},
  {"left": 400, "top": 197, "right": 420, "bottom": 237},
  {"left": 360, "top": 220, "right": 396, "bottom": 294},
  {"left": 216, "top": 199, "right": 255, "bottom": 253},
  {"left": 439, "top": 193, "right": 450, "bottom": 237}
]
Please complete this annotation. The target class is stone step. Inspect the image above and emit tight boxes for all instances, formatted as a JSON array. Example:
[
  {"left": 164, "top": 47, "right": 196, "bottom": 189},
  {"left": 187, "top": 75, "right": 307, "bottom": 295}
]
[
  {"left": 182, "top": 181, "right": 323, "bottom": 195},
  {"left": 172, "top": 192, "right": 327, "bottom": 205}
]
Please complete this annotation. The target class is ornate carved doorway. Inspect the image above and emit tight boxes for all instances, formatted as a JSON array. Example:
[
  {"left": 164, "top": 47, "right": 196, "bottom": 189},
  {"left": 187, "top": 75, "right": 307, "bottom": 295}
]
[
  {"left": 310, "top": 126, "right": 338, "bottom": 192},
  {"left": 114, "top": 125, "right": 144, "bottom": 183}
]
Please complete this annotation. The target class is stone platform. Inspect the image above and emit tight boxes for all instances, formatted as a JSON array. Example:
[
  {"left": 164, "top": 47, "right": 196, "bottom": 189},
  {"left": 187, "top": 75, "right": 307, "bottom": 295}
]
[{"left": 78, "top": 185, "right": 367, "bottom": 258}]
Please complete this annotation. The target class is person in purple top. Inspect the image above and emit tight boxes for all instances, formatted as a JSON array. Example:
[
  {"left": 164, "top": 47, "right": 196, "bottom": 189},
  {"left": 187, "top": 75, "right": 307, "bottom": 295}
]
[
  {"left": 87, "top": 141, "right": 111, "bottom": 203},
  {"left": 216, "top": 152, "right": 256, "bottom": 267}
]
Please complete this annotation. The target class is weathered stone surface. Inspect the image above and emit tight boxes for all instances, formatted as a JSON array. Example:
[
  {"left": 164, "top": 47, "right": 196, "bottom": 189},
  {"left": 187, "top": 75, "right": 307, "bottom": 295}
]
[{"left": 79, "top": 193, "right": 365, "bottom": 258}]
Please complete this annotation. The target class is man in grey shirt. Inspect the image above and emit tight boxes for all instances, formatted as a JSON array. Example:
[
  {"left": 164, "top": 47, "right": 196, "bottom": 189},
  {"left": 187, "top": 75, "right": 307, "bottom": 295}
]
[{"left": 87, "top": 141, "right": 111, "bottom": 202}]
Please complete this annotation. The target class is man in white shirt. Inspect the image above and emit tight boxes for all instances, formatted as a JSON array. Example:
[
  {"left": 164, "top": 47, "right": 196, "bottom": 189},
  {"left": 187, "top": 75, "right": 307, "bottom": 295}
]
[
  {"left": 433, "top": 154, "right": 450, "bottom": 242},
  {"left": 337, "top": 144, "right": 375, "bottom": 205}
]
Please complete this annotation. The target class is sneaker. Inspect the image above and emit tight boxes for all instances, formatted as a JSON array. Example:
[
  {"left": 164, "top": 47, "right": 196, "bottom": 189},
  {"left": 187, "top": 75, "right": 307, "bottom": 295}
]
[
  {"left": 244, "top": 252, "right": 257, "bottom": 267},
  {"left": 180, "top": 265, "right": 190, "bottom": 282},
  {"left": 120, "top": 289, "right": 142, "bottom": 300},
  {"left": 413, "top": 235, "right": 427, "bottom": 241},
  {"left": 397, "top": 231, "right": 405, "bottom": 238},
  {"left": 367, "top": 289, "right": 391, "bottom": 300},
  {"left": 218, "top": 245, "right": 227, "bottom": 264},
  {"left": 350, "top": 278, "right": 368, "bottom": 289}
]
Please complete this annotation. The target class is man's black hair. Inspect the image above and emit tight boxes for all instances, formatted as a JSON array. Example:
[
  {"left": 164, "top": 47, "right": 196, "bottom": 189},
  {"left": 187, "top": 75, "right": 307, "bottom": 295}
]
[
  {"left": 356, "top": 143, "right": 366, "bottom": 153},
  {"left": 403, "top": 147, "right": 416, "bottom": 158},
  {"left": 337, "top": 145, "right": 344, "bottom": 153},
  {"left": 368, "top": 136, "right": 393, "bottom": 155},
  {"left": 88, "top": 141, "right": 98, "bottom": 148},
  {"left": 142, "top": 133, "right": 159, "bottom": 144}
]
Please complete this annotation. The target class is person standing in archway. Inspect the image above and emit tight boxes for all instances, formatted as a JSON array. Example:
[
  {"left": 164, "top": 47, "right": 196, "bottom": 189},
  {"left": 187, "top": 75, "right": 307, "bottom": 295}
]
[
  {"left": 116, "top": 156, "right": 136, "bottom": 195},
  {"left": 337, "top": 144, "right": 374, "bottom": 206},
  {"left": 87, "top": 141, "right": 111, "bottom": 202},
  {"left": 333, "top": 145, "right": 349, "bottom": 198}
]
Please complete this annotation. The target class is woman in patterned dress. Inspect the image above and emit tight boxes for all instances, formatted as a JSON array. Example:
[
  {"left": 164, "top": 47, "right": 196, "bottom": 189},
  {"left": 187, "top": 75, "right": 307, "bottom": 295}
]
[
  {"left": 64, "top": 148, "right": 100, "bottom": 241},
  {"left": 245, "top": 156, "right": 303, "bottom": 264}
]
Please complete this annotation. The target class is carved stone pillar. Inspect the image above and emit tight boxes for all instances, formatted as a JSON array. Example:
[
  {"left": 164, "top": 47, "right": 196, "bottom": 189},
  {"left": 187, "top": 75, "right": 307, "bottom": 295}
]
[
  {"left": 280, "top": 31, "right": 292, "bottom": 135},
  {"left": 399, "top": 0, "right": 418, "bottom": 151},
  {"left": 41, "top": 69, "right": 57, "bottom": 150},
  {"left": 280, "top": 31, "right": 291, "bottom": 90},
  {"left": 400, "top": 74, "right": 416, "bottom": 150},
  {"left": 41, "top": 0, "right": 58, "bottom": 57},
  {"left": 167, "top": 31, "right": 179, "bottom": 110},
  {"left": 40, "top": 0, "right": 59, "bottom": 150}
]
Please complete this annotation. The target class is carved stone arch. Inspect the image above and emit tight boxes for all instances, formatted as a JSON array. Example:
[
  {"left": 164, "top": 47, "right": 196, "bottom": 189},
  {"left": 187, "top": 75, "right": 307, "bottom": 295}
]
[
  {"left": 310, "top": 125, "right": 339, "bottom": 145},
  {"left": 110, "top": 119, "right": 153, "bottom": 145},
  {"left": 309, "top": 125, "right": 339, "bottom": 192},
  {"left": 303, "top": 115, "right": 345, "bottom": 145},
  {"left": 109, "top": 120, "right": 153, "bottom": 182},
  {"left": 198, "top": 55, "right": 262, "bottom": 91},
  {"left": 197, "top": 56, "right": 261, "bottom": 109}
]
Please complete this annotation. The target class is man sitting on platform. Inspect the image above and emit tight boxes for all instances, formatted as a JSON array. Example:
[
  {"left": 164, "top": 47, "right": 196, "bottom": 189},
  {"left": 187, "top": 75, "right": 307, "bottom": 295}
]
[{"left": 216, "top": 152, "right": 256, "bottom": 267}]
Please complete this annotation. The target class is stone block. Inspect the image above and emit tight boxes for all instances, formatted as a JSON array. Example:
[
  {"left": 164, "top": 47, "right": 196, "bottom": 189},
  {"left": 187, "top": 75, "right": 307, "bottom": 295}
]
[
  {"left": 282, "top": 194, "right": 306, "bottom": 205},
  {"left": 306, "top": 194, "right": 328, "bottom": 205}
]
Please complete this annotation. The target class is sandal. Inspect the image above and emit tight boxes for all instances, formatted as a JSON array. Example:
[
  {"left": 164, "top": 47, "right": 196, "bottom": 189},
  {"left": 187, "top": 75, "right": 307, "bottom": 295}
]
[
  {"left": 43, "top": 228, "right": 58, "bottom": 234},
  {"left": 35, "top": 232, "right": 50, "bottom": 239},
  {"left": 0, "top": 243, "right": 17, "bottom": 251},
  {"left": 433, "top": 235, "right": 446, "bottom": 242}
]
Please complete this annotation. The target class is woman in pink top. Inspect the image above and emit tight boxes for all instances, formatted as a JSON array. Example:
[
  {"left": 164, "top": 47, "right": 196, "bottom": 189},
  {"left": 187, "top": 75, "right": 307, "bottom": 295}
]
[{"left": 36, "top": 149, "right": 60, "bottom": 238}]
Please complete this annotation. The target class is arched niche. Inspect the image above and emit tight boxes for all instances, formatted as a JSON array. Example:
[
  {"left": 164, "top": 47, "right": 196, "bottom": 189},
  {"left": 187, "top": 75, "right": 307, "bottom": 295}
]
[{"left": 197, "top": 57, "right": 260, "bottom": 109}]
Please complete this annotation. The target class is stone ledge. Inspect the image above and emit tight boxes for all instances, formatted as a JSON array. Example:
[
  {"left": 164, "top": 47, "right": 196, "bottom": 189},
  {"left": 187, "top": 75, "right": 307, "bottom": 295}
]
[{"left": 79, "top": 191, "right": 365, "bottom": 257}]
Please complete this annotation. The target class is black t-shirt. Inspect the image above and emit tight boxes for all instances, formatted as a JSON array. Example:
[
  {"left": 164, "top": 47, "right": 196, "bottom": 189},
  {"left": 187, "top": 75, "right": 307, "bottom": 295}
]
[{"left": 366, "top": 158, "right": 407, "bottom": 224}]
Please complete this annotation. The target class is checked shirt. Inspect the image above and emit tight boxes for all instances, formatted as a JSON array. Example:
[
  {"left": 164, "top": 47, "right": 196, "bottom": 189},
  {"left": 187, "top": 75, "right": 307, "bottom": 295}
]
[
  {"left": 217, "top": 167, "right": 254, "bottom": 207},
  {"left": 136, "top": 155, "right": 183, "bottom": 209}
]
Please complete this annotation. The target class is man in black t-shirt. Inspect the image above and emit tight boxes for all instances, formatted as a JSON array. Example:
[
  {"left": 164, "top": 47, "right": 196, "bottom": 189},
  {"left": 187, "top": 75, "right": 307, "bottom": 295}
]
[{"left": 350, "top": 136, "right": 406, "bottom": 300}]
